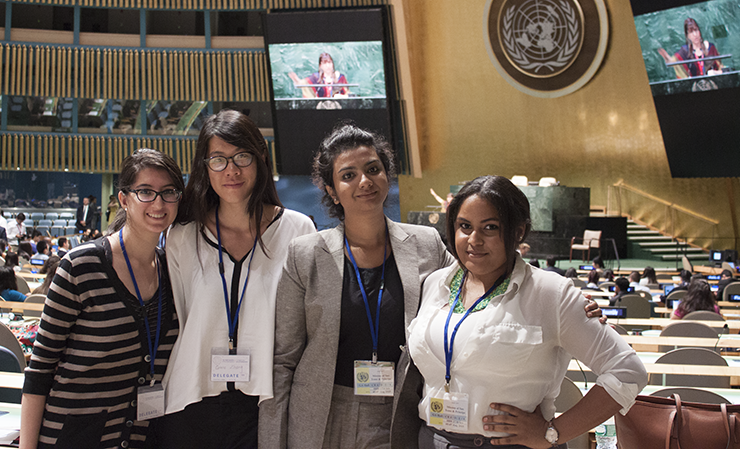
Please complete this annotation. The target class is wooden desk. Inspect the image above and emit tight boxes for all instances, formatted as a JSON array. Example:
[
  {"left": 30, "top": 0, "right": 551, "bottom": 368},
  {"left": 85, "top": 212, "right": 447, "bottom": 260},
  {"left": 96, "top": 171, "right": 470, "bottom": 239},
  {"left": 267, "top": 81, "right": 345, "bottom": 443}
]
[
  {"left": 0, "top": 302, "right": 44, "bottom": 312},
  {"left": 568, "top": 359, "right": 740, "bottom": 378},
  {"left": 610, "top": 318, "right": 740, "bottom": 331}
]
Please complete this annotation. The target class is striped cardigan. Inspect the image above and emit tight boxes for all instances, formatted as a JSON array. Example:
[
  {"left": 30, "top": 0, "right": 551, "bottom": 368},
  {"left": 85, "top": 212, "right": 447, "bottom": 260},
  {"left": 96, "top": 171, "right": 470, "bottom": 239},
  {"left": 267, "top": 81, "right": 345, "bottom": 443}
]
[{"left": 23, "top": 238, "right": 179, "bottom": 449}]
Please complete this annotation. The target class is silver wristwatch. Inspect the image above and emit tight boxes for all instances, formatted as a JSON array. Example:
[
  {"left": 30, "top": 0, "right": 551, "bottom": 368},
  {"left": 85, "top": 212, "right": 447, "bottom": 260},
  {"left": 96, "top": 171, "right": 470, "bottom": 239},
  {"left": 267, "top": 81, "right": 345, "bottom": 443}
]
[{"left": 545, "top": 420, "right": 559, "bottom": 446}]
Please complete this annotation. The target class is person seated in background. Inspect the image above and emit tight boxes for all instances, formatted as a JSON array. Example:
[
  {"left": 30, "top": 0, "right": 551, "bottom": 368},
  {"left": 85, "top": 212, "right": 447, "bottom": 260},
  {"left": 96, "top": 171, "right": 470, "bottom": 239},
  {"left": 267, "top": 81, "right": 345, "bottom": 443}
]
[
  {"left": 640, "top": 266, "right": 658, "bottom": 286},
  {"left": 660, "top": 269, "right": 692, "bottom": 302},
  {"left": 56, "top": 237, "right": 70, "bottom": 258},
  {"left": 671, "top": 278, "right": 721, "bottom": 320},
  {"left": 518, "top": 242, "right": 531, "bottom": 258},
  {"left": 544, "top": 255, "right": 565, "bottom": 276},
  {"left": 593, "top": 255, "right": 604, "bottom": 273},
  {"left": 528, "top": 258, "right": 540, "bottom": 268},
  {"left": 610, "top": 277, "right": 631, "bottom": 306},
  {"left": 0, "top": 266, "right": 26, "bottom": 302},
  {"left": 583, "top": 269, "right": 602, "bottom": 291},
  {"left": 629, "top": 271, "right": 651, "bottom": 294},
  {"left": 31, "top": 255, "right": 61, "bottom": 296},
  {"left": 0, "top": 239, "right": 7, "bottom": 259},
  {"left": 564, "top": 267, "right": 578, "bottom": 278},
  {"left": 601, "top": 268, "right": 615, "bottom": 283},
  {"left": 716, "top": 269, "right": 736, "bottom": 299},
  {"left": 4, "top": 252, "right": 21, "bottom": 273},
  {"left": 29, "top": 230, "right": 43, "bottom": 254},
  {"left": 30, "top": 241, "right": 50, "bottom": 264}
]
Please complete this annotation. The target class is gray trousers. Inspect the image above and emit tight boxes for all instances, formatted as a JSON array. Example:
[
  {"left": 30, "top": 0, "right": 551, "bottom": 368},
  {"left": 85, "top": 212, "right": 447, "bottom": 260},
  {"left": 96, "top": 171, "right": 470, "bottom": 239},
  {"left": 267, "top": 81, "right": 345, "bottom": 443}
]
[{"left": 322, "top": 384, "right": 394, "bottom": 449}]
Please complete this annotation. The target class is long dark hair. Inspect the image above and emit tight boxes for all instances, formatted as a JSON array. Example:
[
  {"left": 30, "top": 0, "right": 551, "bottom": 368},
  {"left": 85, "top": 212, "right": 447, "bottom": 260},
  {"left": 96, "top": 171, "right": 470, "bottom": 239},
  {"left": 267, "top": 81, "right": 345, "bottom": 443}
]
[
  {"left": 684, "top": 18, "right": 706, "bottom": 54},
  {"left": 0, "top": 266, "right": 18, "bottom": 291},
  {"left": 676, "top": 279, "right": 717, "bottom": 316},
  {"left": 108, "top": 149, "right": 185, "bottom": 234},
  {"left": 445, "top": 176, "right": 532, "bottom": 278},
  {"left": 32, "top": 255, "right": 61, "bottom": 296},
  {"left": 312, "top": 122, "right": 395, "bottom": 220},
  {"left": 177, "top": 110, "right": 281, "bottom": 251}
]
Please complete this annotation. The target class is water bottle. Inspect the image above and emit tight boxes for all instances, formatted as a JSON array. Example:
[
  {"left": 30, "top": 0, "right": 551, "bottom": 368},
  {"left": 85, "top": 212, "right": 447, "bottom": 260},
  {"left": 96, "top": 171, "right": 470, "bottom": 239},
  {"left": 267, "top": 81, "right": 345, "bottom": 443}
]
[{"left": 595, "top": 417, "right": 617, "bottom": 449}]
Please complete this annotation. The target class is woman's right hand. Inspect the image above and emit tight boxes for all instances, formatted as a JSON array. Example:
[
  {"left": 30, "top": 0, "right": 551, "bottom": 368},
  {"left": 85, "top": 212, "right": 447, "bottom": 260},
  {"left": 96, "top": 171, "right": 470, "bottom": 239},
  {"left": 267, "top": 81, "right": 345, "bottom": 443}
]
[{"left": 657, "top": 48, "right": 674, "bottom": 64}]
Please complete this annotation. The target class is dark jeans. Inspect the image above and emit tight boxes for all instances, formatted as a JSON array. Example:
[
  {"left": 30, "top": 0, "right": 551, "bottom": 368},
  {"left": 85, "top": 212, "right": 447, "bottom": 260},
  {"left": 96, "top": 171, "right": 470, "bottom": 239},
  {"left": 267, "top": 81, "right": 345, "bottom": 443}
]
[{"left": 152, "top": 390, "right": 259, "bottom": 449}]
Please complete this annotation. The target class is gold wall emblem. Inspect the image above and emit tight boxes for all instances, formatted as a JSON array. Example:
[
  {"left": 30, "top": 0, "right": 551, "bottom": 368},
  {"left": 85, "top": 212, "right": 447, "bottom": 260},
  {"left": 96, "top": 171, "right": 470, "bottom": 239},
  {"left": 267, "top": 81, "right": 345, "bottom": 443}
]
[{"left": 485, "top": 0, "right": 609, "bottom": 97}]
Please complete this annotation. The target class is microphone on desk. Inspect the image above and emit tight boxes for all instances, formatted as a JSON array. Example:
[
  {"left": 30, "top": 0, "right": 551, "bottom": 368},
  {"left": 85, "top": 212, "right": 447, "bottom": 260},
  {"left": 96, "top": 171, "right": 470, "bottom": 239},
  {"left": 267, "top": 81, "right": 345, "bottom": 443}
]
[{"left": 714, "top": 323, "right": 730, "bottom": 352}]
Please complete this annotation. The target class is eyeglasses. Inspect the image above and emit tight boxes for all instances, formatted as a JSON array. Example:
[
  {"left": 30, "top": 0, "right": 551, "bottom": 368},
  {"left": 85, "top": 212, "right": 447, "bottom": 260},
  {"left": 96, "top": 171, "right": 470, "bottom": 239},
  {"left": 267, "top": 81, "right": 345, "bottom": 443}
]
[
  {"left": 125, "top": 188, "right": 182, "bottom": 203},
  {"left": 205, "top": 152, "right": 254, "bottom": 172}
]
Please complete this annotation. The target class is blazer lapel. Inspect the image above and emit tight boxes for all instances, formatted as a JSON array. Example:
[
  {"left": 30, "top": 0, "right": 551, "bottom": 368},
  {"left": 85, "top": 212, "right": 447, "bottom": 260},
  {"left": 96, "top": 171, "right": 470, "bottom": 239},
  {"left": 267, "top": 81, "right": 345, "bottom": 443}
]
[{"left": 386, "top": 218, "right": 421, "bottom": 333}]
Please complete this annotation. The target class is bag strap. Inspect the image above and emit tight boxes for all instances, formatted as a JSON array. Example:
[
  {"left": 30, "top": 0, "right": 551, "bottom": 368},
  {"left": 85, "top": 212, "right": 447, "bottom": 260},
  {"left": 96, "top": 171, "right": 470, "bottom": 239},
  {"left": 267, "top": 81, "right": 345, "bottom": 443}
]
[
  {"left": 667, "top": 409, "right": 678, "bottom": 449},
  {"left": 722, "top": 403, "right": 731, "bottom": 449}
]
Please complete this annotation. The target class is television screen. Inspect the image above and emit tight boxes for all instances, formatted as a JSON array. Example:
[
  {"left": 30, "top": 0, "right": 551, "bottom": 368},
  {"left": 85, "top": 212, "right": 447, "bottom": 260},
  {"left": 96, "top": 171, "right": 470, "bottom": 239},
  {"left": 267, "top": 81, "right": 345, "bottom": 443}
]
[
  {"left": 707, "top": 274, "right": 722, "bottom": 280},
  {"left": 711, "top": 284, "right": 719, "bottom": 292},
  {"left": 633, "top": 0, "right": 739, "bottom": 97},
  {"left": 664, "top": 284, "right": 677, "bottom": 296},
  {"left": 579, "top": 265, "right": 595, "bottom": 270},
  {"left": 264, "top": 8, "right": 400, "bottom": 176},
  {"left": 630, "top": 0, "right": 740, "bottom": 178},
  {"left": 729, "top": 294, "right": 740, "bottom": 302}
]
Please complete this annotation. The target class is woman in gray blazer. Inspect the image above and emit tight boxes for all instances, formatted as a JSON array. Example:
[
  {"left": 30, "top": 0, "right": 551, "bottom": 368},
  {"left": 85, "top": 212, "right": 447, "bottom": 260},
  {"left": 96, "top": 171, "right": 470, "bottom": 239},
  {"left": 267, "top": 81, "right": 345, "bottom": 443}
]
[{"left": 258, "top": 123, "right": 453, "bottom": 449}]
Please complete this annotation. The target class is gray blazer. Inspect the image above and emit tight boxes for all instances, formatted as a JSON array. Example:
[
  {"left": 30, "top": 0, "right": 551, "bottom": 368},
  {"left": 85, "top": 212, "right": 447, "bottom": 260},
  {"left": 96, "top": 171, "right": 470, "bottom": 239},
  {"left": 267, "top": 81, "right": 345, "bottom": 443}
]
[{"left": 258, "top": 218, "right": 454, "bottom": 449}]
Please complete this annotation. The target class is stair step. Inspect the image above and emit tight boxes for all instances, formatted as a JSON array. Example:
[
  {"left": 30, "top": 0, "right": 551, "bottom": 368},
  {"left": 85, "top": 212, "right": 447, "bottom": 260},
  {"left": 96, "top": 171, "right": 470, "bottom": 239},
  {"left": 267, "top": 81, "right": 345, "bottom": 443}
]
[
  {"left": 628, "top": 236, "right": 674, "bottom": 241},
  {"left": 639, "top": 242, "right": 689, "bottom": 247},
  {"left": 627, "top": 230, "right": 663, "bottom": 235},
  {"left": 627, "top": 224, "right": 649, "bottom": 229},
  {"left": 661, "top": 254, "right": 709, "bottom": 260},
  {"left": 649, "top": 247, "right": 705, "bottom": 254}
]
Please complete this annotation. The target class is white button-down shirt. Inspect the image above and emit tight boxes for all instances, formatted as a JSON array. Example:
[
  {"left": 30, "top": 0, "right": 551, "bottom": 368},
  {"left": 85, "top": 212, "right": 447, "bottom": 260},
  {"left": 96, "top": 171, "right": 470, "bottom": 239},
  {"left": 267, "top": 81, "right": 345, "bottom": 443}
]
[{"left": 409, "top": 257, "right": 647, "bottom": 436}]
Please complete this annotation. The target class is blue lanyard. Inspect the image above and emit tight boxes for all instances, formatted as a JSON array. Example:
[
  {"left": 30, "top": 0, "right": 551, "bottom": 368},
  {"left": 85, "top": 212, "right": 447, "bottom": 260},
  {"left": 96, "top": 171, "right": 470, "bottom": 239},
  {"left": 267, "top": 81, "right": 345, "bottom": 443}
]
[
  {"left": 344, "top": 226, "right": 388, "bottom": 364},
  {"left": 215, "top": 208, "right": 260, "bottom": 351},
  {"left": 119, "top": 231, "right": 163, "bottom": 383},
  {"left": 443, "top": 271, "right": 501, "bottom": 392}
]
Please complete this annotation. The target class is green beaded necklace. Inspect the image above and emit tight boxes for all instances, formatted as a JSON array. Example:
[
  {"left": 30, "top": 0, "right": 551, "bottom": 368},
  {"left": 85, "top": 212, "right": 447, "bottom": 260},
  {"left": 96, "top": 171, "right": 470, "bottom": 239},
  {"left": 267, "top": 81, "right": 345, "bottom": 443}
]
[{"left": 448, "top": 268, "right": 510, "bottom": 314}]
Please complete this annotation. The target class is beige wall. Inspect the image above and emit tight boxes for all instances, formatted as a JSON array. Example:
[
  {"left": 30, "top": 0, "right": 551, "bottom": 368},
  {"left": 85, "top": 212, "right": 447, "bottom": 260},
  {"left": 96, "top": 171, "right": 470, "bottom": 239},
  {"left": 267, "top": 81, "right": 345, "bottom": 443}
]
[{"left": 397, "top": 0, "right": 739, "bottom": 249}]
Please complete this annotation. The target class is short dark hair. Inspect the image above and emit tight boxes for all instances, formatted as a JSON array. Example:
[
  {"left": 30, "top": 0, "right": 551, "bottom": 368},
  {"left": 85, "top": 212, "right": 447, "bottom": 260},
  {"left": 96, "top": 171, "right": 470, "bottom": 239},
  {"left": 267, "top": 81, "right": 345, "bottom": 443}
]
[
  {"left": 528, "top": 258, "right": 540, "bottom": 268},
  {"left": 3, "top": 252, "right": 19, "bottom": 267},
  {"left": 445, "top": 176, "right": 531, "bottom": 277},
  {"left": 564, "top": 267, "right": 578, "bottom": 278},
  {"left": 313, "top": 122, "right": 395, "bottom": 220},
  {"left": 16, "top": 213, "right": 25, "bottom": 222},
  {"left": 592, "top": 256, "right": 604, "bottom": 268},
  {"left": 36, "top": 240, "right": 48, "bottom": 254},
  {"left": 679, "top": 270, "right": 692, "bottom": 282},
  {"left": 629, "top": 271, "right": 640, "bottom": 283},
  {"left": 721, "top": 269, "right": 733, "bottom": 278},
  {"left": 31, "top": 230, "right": 42, "bottom": 239},
  {"left": 546, "top": 255, "right": 557, "bottom": 267},
  {"left": 0, "top": 266, "right": 18, "bottom": 291},
  {"left": 615, "top": 277, "right": 630, "bottom": 292},
  {"left": 57, "top": 237, "right": 68, "bottom": 247}
]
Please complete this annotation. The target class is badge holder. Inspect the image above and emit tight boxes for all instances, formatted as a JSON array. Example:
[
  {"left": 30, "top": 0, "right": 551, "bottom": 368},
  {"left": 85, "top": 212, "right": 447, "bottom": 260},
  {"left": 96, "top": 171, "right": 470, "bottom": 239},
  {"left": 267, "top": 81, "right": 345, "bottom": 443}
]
[
  {"left": 137, "top": 381, "right": 165, "bottom": 421},
  {"left": 429, "top": 391, "right": 469, "bottom": 431},
  {"left": 354, "top": 360, "right": 394, "bottom": 396},
  {"left": 211, "top": 347, "right": 251, "bottom": 382}
]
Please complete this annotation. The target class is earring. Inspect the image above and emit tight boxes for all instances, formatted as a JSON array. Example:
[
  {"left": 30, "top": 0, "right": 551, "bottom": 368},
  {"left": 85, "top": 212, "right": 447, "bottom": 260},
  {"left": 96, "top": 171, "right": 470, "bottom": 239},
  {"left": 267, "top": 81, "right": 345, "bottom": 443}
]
[{"left": 332, "top": 197, "right": 339, "bottom": 204}]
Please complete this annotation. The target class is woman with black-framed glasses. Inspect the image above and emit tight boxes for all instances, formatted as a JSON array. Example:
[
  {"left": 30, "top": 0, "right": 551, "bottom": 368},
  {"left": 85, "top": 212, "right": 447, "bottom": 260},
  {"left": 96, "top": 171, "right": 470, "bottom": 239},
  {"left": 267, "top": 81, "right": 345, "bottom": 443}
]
[
  {"left": 152, "top": 109, "right": 315, "bottom": 448},
  {"left": 21, "top": 149, "right": 184, "bottom": 449}
]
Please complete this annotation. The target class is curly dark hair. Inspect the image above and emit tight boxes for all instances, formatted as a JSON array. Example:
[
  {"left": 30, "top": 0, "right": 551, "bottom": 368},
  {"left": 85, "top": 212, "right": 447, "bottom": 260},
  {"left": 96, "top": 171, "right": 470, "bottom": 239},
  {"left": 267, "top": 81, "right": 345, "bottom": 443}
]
[
  {"left": 445, "top": 176, "right": 532, "bottom": 278},
  {"left": 312, "top": 122, "right": 395, "bottom": 220}
]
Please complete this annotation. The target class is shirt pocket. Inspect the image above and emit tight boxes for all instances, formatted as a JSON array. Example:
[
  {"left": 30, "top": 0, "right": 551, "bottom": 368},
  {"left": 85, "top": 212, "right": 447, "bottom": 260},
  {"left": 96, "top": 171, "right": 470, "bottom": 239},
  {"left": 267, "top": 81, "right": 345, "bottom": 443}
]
[{"left": 474, "top": 322, "right": 543, "bottom": 375}]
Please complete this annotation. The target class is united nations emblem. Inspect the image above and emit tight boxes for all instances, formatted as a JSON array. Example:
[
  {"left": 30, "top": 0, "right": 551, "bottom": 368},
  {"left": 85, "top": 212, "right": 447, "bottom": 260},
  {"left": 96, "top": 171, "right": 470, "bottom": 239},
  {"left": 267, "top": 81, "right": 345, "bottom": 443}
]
[
  {"left": 485, "top": 0, "right": 609, "bottom": 97},
  {"left": 357, "top": 371, "right": 369, "bottom": 383},
  {"left": 431, "top": 399, "right": 444, "bottom": 414}
]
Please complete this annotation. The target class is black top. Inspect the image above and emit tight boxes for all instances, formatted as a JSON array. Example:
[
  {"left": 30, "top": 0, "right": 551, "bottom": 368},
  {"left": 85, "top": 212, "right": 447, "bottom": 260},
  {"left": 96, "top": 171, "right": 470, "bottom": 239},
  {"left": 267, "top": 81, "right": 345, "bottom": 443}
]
[{"left": 334, "top": 253, "right": 404, "bottom": 387}]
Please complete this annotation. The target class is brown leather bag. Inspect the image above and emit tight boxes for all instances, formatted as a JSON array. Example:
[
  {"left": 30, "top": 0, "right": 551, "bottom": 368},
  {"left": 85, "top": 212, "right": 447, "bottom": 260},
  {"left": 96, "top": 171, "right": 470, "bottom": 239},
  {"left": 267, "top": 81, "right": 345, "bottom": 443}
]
[{"left": 615, "top": 394, "right": 740, "bottom": 449}]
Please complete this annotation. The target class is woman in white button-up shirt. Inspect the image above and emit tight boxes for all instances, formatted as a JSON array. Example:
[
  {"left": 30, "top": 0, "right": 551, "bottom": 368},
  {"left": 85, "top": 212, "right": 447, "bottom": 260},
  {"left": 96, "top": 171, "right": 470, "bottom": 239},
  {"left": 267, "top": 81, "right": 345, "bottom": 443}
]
[{"left": 407, "top": 176, "right": 647, "bottom": 449}]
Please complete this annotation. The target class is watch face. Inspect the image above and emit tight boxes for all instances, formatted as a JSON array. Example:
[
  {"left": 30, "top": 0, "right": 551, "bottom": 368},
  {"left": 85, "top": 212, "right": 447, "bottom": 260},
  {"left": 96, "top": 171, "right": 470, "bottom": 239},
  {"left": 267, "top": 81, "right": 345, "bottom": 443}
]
[{"left": 546, "top": 426, "right": 559, "bottom": 443}]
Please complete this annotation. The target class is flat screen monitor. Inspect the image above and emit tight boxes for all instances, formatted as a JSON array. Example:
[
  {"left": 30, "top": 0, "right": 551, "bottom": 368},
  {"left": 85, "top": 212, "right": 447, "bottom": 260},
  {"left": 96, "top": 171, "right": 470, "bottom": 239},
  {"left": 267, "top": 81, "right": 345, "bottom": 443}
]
[
  {"left": 630, "top": 0, "right": 740, "bottom": 177},
  {"left": 710, "top": 249, "right": 724, "bottom": 263},
  {"left": 602, "top": 307, "right": 627, "bottom": 318},
  {"left": 30, "top": 258, "right": 45, "bottom": 266},
  {"left": 664, "top": 284, "right": 677, "bottom": 296},
  {"left": 707, "top": 274, "right": 722, "bottom": 280},
  {"left": 579, "top": 265, "right": 595, "bottom": 270},
  {"left": 264, "top": 8, "right": 401, "bottom": 175},
  {"left": 729, "top": 294, "right": 740, "bottom": 302},
  {"left": 711, "top": 284, "right": 719, "bottom": 292}
]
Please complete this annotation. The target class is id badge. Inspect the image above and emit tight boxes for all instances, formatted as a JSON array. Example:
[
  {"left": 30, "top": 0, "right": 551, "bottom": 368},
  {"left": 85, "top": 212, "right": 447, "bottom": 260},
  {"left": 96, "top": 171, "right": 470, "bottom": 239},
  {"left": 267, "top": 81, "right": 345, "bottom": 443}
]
[
  {"left": 211, "top": 347, "right": 250, "bottom": 382},
  {"left": 137, "top": 383, "right": 165, "bottom": 421},
  {"left": 429, "top": 392, "right": 469, "bottom": 431},
  {"left": 354, "top": 360, "right": 394, "bottom": 396}
]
